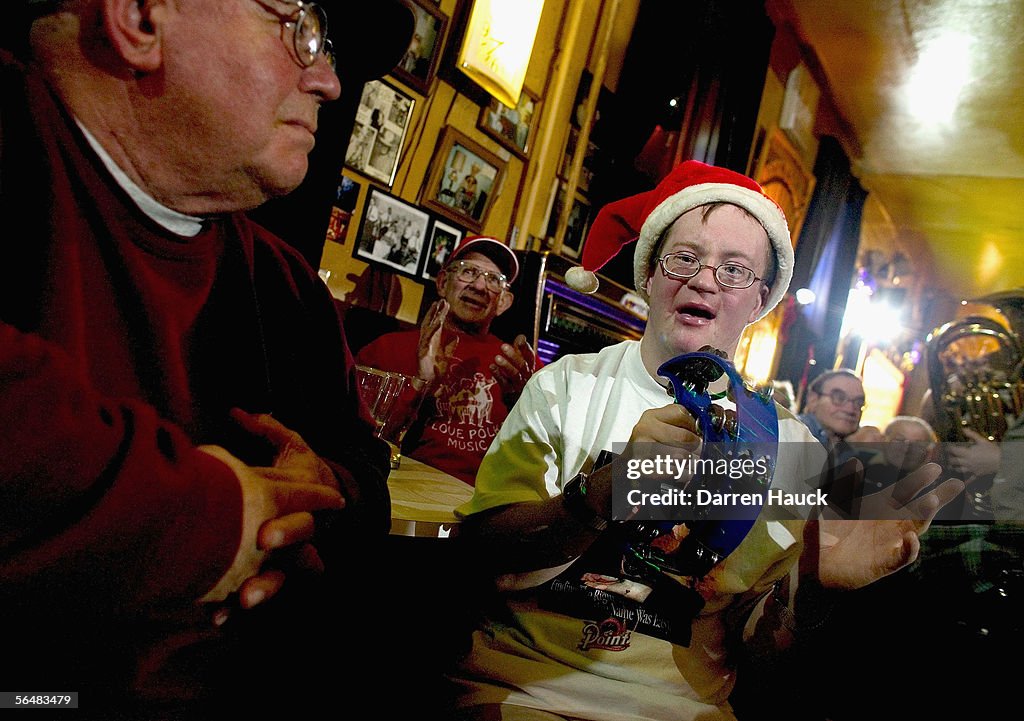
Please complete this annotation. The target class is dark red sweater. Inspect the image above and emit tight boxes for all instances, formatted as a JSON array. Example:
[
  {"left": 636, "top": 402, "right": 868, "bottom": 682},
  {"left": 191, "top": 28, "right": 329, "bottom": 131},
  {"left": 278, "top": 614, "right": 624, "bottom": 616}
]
[{"left": 0, "top": 52, "right": 390, "bottom": 700}]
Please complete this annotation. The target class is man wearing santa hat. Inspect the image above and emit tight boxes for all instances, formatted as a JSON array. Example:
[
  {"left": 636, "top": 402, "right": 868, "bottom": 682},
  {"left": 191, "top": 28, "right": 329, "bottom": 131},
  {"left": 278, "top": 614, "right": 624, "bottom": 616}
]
[{"left": 447, "top": 160, "right": 964, "bottom": 720}]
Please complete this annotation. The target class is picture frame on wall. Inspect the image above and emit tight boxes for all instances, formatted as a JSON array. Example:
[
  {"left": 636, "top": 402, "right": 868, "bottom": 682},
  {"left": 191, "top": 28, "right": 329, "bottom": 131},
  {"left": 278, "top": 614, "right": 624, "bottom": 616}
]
[
  {"left": 571, "top": 70, "right": 593, "bottom": 129},
  {"left": 391, "top": 0, "right": 449, "bottom": 96},
  {"left": 421, "top": 219, "right": 464, "bottom": 281},
  {"left": 558, "top": 126, "right": 598, "bottom": 195},
  {"left": 422, "top": 126, "right": 505, "bottom": 233},
  {"left": 477, "top": 87, "right": 540, "bottom": 159},
  {"left": 544, "top": 182, "right": 591, "bottom": 259},
  {"left": 345, "top": 79, "right": 415, "bottom": 187},
  {"left": 563, "top": 193, "right": 591, "bottom": 259},
  {"left": 353, "top": 186, "right": 431, "bottom": 279}
]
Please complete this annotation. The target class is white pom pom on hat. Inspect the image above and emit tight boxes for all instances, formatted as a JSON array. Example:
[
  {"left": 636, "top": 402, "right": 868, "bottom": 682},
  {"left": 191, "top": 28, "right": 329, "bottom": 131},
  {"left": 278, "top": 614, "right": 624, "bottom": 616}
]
[
  {"left": 564, "top": 159, "right": 794, "bottom": 322},
  {"left": 564, "top": 266, "right": 600, "bottom": 294}
]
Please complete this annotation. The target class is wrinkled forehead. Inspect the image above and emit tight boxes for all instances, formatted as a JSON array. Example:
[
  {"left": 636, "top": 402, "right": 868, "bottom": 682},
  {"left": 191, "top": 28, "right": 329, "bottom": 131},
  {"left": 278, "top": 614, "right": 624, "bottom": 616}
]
[{"left": 820, "top": 375, "right": 864, "bottom": 395}]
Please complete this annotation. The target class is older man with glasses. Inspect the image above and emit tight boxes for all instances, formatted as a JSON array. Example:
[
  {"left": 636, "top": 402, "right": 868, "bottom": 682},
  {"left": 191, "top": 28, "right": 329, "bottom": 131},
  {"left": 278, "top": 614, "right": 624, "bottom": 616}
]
[
  {"left": 356, "top": 236, "right": 537, "bottom": 485},
  {"left": 797, "top": 368, "right": 868, "bottom": 469},
  {"left": 1, "top": 0, "right": 416, "bottom": 717}
]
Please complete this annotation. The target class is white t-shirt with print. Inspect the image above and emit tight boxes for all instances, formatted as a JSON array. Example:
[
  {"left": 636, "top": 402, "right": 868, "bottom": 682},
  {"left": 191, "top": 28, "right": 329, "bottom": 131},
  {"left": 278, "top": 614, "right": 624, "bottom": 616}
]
[{"left": 452, "top": 340, "right": 825, "bottom": 721}]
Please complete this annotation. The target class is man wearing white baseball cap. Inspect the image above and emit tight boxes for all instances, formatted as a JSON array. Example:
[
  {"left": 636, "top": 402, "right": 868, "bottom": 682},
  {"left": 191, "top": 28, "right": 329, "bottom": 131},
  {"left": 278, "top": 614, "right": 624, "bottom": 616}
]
[
  {"left": 357, "top": 235, "right": 536, "bottom": 485},
  {"left": 448, "top": 160, "right": 964, "bottom": 720}
]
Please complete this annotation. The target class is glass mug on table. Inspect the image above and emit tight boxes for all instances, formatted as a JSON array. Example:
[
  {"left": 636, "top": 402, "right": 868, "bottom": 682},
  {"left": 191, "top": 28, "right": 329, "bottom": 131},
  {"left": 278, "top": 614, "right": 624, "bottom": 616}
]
[{"left": 355, "top": 365, "right": 426, "bottom": 469}]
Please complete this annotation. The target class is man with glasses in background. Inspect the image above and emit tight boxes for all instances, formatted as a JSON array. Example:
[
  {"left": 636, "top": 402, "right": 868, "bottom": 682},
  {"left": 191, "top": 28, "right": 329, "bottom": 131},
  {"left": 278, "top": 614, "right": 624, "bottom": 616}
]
[
  {"left": 357, "top": 236, "right": 536, "bottom": 485},
  {"left": 1, "top": 1, "right": 415, "bottom": 717},
  {"left": 797, "top": 369, "right": 868, "bottom": 469}
]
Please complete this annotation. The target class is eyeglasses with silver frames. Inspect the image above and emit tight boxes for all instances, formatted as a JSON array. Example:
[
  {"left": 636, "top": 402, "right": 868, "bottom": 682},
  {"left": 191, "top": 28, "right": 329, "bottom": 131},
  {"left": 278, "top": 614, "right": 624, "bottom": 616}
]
[
  {"left": 658, "top": 251, "right": 762, "bottom": 289},
  {"left": 252, "top": 1, "right": 335, "bottom": 71},
  {"left": 448, "top": 260, "right": 508, "bottom": 293}
]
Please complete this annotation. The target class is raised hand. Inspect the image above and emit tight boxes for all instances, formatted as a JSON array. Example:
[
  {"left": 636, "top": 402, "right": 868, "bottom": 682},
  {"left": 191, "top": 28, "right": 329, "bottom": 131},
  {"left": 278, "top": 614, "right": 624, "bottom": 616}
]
[
  {"left": 811, "top": 460, "right": 964, "bottom": 589},
  {"left": 490, "top": 333, "right": 537, "bottom": 400},
  {"left": 417, "top": 299, "right": 451, "bottom": 383},
  {"left": 946, "top": 428, "right": 1000, "bottom": 481}
]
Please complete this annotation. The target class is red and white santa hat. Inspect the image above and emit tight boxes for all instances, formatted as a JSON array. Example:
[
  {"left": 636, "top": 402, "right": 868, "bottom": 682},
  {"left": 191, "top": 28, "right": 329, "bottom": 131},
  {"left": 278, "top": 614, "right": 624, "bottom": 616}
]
[{"left": 565, "top": 159, "right": 793, "bottom": 322}]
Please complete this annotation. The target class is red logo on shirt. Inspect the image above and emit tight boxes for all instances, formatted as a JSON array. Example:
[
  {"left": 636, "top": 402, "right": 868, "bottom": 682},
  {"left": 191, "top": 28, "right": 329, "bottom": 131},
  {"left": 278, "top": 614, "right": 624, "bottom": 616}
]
[{"left": 578, "top": 617, "right": 632, "bottom": 652}]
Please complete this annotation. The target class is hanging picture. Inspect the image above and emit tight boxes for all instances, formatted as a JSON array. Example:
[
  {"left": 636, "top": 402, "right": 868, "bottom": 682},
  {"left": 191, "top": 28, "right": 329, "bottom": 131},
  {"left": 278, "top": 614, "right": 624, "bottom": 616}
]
[
  {"left": 545, "top": 182, "right": 590, "bottom": 259},
  {"left": 558, "top": 126, "right": 599, "bottom": 195},
  {"left": 477, "top": 86, "right": 540, "bottom": 159},
  {"left": 571, "top": 70, "right": 594, "bottom": 129},
  {"left": 563, "top": 193, "right": 592, "bottom": 259},
  {"left": 345, "top": 79, "right": 415, "bottom": 186},
  {"left": 392, "top": 0, "right": 449, "bottom": 95},
  {"left": 353, "top": 187, "right": 431, "bottom": 280},
  {"left": 422, "top": 126, "right": 505, "bottom": 233},
  {"left": 421, "top": 219, "right": 464, "bottom": 281}
]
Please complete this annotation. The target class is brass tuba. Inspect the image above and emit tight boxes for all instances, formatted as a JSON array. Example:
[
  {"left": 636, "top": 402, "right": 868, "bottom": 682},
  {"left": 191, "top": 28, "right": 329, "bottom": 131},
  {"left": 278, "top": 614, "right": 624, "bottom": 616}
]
[{"left": 925, "top": 289, "right": 1024, "bottom": 444}]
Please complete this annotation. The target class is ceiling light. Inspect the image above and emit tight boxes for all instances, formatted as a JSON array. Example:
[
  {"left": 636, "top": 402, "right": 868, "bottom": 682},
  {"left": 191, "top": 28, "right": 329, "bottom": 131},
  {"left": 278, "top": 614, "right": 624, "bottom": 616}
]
[{"left": 904, "top": 30, "right": 972, "bottom": 124}]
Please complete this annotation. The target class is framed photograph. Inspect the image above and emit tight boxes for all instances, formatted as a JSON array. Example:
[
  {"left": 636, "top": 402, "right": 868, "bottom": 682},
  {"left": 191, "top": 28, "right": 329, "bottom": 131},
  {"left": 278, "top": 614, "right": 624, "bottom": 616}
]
[
  {"left": 558, "top": 126, "right": 599, "bottom": 195},
  {"left": 579, "top": 137, "right": 599, "bottom": 195},
  {"left": 563, "top": 194, "right": 592, "bottom": 259},
  {"left": 544, "top": 182, "right": 591, "bottom": 259},
  {"left": 392, "top": 0, "right": 449, "bottom": 95},
  {"left": 345, "top": 79, "right": 415, "bottom": 186},
  {"left": 421, "top": 219, "right": 464, "bottom": 281},
  {"left": 558, "top": 126, "right": 578, "bottom": 179},
  {"left": 325, "top": 174, "right": 362, "bottom": 245},
  {"left": 571, "top": 70, "right": 594, "bottom": 129},
  {"left": 477, "top": 87, "right": 540, "bottom": 159},
  {"left": 422, "top": 126, "right": 505, "bottom": 232},
  {"left": 354, "top": 187, "right": 431, "bottom": 279}
]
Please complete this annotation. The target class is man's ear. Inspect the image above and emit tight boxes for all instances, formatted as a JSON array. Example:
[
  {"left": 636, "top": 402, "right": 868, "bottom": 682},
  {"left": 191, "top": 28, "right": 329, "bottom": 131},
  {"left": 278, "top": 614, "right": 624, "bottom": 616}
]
[
  {"left": 103, "top": 0, "right": 167, "bottom": 74},
  {"left": 747, "top": 283, "right": 770, "bottom": 324},
  {"left": 495, "top": 290, "right": 514, "bottom": 317}
]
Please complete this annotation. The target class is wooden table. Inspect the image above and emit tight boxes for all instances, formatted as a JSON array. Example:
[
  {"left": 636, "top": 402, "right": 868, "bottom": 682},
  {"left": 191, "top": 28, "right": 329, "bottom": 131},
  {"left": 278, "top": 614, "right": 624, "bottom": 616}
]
[{"left": 387, "top": 456, "right": 475, "bottom": 537}]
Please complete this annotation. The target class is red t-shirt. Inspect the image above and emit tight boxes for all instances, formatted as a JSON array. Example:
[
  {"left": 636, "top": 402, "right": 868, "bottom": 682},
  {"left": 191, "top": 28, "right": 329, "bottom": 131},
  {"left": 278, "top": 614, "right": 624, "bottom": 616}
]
[{"left": 357, "top": 328, "right": 515, "bottom": 484}]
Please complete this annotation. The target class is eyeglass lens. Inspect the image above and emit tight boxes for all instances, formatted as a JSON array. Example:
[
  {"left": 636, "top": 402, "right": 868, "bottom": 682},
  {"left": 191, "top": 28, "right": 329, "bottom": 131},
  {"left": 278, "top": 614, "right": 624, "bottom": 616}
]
[
  {"left": 826, "top": 390, "right": 865, "bottom": 410},
  {"left": 454, "top": 263, "right": 505, "bottom": 291},
  {"left": 661, "top": 253, "right": 756, "bottom": 288},
  {"left": 295, "top": 5, "right": 333, "bottom": 68}
]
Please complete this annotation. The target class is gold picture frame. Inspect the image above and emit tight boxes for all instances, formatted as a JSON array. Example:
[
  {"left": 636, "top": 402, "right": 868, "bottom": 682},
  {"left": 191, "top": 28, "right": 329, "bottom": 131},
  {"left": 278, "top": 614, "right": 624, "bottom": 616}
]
[
  {"left": 477, "top": 87, "right": 540, "bottom": 159},
  {"left": 421, "top": 126, "right": 506, "bottom": 233}
]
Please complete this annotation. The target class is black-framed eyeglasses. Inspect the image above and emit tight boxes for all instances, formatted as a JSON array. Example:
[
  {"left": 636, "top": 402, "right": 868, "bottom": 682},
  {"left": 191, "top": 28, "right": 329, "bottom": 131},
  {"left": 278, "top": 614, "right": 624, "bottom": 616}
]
[
  {"left": 448, "top": 260, "right": 507, "bottom": 293},
  {"left": 658, "top": 251, "right": 762, "bottom": 289},
  {"left": 252, "top": 0, "right": 336, "bottom": 71},
  {"left": 818, "top": 388, "right": 866, "bottom": 411}
]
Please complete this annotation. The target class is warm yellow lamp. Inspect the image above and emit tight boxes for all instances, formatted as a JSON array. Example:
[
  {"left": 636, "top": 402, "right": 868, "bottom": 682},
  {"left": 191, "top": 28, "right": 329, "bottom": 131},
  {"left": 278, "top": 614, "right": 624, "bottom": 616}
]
[{"left": 456, "top": 0, "right": 546, "bottom": 109}]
